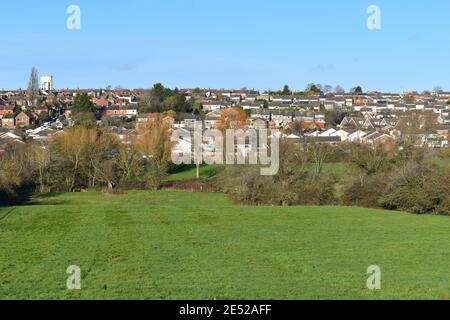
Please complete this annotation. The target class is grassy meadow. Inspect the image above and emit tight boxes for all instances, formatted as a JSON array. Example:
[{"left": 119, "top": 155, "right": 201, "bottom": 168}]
[
  {"left": 167, "top": 165, "right": 217, "bottom": 181},
  {"left": 1, "top": 190, "right": 450, "bottom": 300}
]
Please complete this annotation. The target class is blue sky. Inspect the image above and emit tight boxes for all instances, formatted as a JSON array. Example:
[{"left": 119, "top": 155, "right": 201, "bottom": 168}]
[{"left": 1, "top": 0, "right": 449, "bottom": 92}]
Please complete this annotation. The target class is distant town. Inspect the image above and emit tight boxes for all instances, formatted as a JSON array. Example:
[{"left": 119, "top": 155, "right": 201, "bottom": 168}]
[{"left": 1, "top": 71, "right": 450, "bottom": 154}]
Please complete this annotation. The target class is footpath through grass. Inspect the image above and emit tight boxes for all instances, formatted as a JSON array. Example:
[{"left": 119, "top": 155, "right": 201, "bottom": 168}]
[{"left": 1, "top": 190, "right": 450, "bottom": 300}]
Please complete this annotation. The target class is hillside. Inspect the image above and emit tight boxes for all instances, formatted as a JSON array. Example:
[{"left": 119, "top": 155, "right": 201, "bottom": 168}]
[{"left": 1, "top": 191, "right": 449, "bottom": 300}]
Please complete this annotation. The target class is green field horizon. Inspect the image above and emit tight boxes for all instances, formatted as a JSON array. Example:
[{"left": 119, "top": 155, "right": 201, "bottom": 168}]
[{"left": 1, "top": 190, "right": 449, "bottom": 300}]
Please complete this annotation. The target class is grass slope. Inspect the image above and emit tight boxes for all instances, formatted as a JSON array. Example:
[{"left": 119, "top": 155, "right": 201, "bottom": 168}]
[
  {"left": 1, "top": 191, "right": 450, "bottom": 300},
  {"left": 168, "top": 165, "right": 216, "bottom": 182}
]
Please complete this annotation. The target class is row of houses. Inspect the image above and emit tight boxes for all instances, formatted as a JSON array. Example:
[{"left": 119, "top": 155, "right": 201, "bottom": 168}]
[
  {"left": 2, "top": 86, "right": 449, "bottom": 125},
  {"left": 286, "top": 127, "right": 449, "bottom": 150},
  {"left": 0, "top": 112, "right": 31, "bottom": 129},
  {"left": 1, "top": 87, "right": 449, "bottom": 152},
  {"left": 104, "top": 104, "right": 139, "bottom": 117},
  {"left": 196, "top": 98, "right": 450, "bottom": 114}
]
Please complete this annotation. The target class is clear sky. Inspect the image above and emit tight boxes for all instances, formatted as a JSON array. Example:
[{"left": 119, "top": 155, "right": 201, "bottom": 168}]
[{"left": 1, "top": 0, "right": 449, "bottom": 92}]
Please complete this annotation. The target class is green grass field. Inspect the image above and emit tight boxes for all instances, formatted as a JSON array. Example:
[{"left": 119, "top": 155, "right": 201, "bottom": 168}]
[
  {"left": 1, "top": 190, "right": 450, "bottom": 300},
  {"left": 168, "top": 163, "right": 348, "bottom": 182},
  {"left": 167, "top": 165, "right": 217, "bottom": 182}
]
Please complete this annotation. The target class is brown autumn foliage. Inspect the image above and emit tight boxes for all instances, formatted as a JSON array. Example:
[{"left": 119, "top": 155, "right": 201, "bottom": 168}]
[
  {"left": 49, "top": 127, "right": 123, "bottom": 192},
  {"left": 134, "top": 113, "right": 175, "bottom": 189},
  {"left": 0, "top": 144, "right": 31, "bottom": 203},
  {"left": 218, "top": 107, "right": 248, "bottom": 131}
]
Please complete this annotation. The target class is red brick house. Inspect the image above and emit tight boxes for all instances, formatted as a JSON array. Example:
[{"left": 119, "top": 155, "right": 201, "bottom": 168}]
[
  {"left": 362, "top": 132, "right": 396, "bottom": 151},
  {"left": 1, "top": 114, "right": 15, "bottom": 128},
  {"left": 106, "top": 105, "right": 138, "bottom": 118},
  {"left": 92, "top": 98, "right": 110, "bottom": 108},
  {"left": 0, "top": 106, "right": 14, "bottom": 118},
  {"left": 15, "top": 112, "right": 30, "bottom": 128}
]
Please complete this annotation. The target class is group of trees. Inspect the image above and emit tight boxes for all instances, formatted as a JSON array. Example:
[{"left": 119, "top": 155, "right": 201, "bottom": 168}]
[
  {"left": 139, "top": 83, "right": 192, "bottom": 114},
  {"left": 216, "top": 140, "right": 338, "bottom": 206},
  {"left": 342, "top": 145, "right": 449, "bottom": 215},
  {"left": 0, "top": 116, "right": 174, "bottom": 204},
  {"left": 2, "top": 111, "right": 448, "bottom": 215},
  {"left": 0, "top": 145, "right": 33, "bottom": 203},
  {"left": 70, "top": 93, "right": 98, "bottom": 127},
  {"left": 215, "top": 140, "right": 450, "bottom": 215},
  {"left": 270, "top": 84, "right": 359, "bottom": 96},
  {"left": 218, "top": 107, "right": 248, "bottom": 131},
  {"left": 134, "top": 114, "right": 174, "bottom": 189}
]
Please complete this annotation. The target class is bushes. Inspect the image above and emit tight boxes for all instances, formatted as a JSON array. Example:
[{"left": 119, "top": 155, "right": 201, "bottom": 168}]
[
  {"left": 164, "top": 179, "right": 217, "bottom": 193},
  {"left": 2, "top": 127, "right": 448, "bottom": 216},
  {"left": 435, "top": 195, "right": 450, "bottom": 216},
  {"left": 379, "top": 163, "right": 449, "bottom": 215},
  {"left": 39, "top": 124, "right": 175, "bottom": 192},
  {"left": 214, "top": 140, "right": 340, "bottom": 207},
  {"left": 0, "top": 126, "right": 167, "bottom": 196},
  {"left": 215, "top": 165, "right": 337, "bottom": 206},
  {"left": 0, "top": 156, "right": 22, "bottom": 200},
  {"left": 146, "top": 161, "right": 168, "bottom": 190},
  {"left": 342, "top": 154, "right": 450, "bottom": 215},
  {"left": 216, "top": 166, "right": 275, "bottom": 205},
  {"left": 298, "top": 175, "right": 337, "bottom": 206},
  {"left": 215, "top": 141, "right": 448, "bottom": 216},
  {"left": 0, "top": 144, "right": 33, "bottom": 205},
  {"left": 0, "top": 119, "right": 175, "bottom": 198},
  {"left": 342, "top": 174, "right": 387, "bottom": 208},
  {"left": 46, "top": 127, "right": 126, "bottom": 192}
]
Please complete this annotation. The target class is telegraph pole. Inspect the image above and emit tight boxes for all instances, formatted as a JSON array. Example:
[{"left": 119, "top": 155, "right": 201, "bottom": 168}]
[{"left": 194, "top": 120, "right": 201, "bottom": 179}]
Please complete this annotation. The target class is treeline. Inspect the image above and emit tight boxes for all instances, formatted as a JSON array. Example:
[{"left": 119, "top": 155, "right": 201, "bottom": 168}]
[
  {"left": 215, "top": 141, "right": 450, "bottom": 216},
  {"left": 0, "top": 115, "right": 174, "bottom": 204},
  {"left": 139, "top": 83, "right": 193, "bottom": 114},
  {"left": 269, "top": 84, "right": 356, "bottom": 96},
  {"left": 342, "top": 146, "right": 450, "bottom": 215},
  {"left": 1, "top": 125, "right": 449, "bottom": 216}
]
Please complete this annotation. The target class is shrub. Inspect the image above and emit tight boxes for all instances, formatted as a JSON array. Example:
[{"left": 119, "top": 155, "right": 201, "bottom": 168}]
[
  {"left": 299, "top": 174, "right": 337, "bottom": 206},
  {"left": 379, "top": 163, "right": 449, "bottom": 215},
  {"left": 0, "top": 145, "right": 32, "bottom": 204},
  {"left": 342, "top": 174, "right": 387, "bottom": 208},
  {"left": 164, "top": 179, "right": 217, "bottom": 193},
  {"left": 216, "top": 165, "right": 337, "bottom": 207},
  {"left": 216, "top": 166, "right": 275, "bottom": 205}
]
